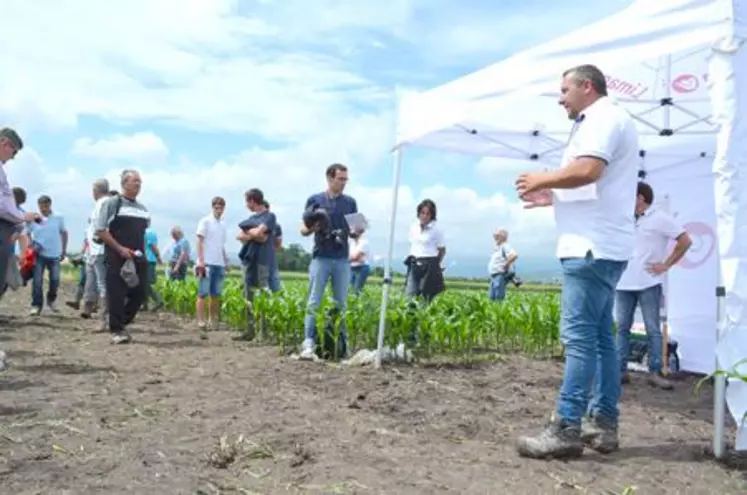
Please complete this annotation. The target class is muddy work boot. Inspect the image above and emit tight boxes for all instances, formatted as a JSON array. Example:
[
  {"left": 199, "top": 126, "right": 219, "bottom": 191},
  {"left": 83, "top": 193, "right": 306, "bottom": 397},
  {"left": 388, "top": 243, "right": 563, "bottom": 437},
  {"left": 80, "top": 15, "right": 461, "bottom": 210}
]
[
  {"left": 516, "top": 419, "right": 584, "bottom": 459},
  {"left": 647, "top": 372, "right": 674, "bottom": 390},
  {"left": 581, "top": 414, "right": 619, "bottom": 454}
]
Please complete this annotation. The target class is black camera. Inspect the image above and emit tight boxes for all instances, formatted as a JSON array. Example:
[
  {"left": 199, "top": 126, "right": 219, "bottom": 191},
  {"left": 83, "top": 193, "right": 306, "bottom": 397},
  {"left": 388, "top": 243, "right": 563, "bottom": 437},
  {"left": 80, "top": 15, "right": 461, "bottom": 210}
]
[
  {"left": 303, "top": 207, "right": 331, "bottom": 234},
  {"left": 505, "top": 272, "right": 523, "bottom": 288}
]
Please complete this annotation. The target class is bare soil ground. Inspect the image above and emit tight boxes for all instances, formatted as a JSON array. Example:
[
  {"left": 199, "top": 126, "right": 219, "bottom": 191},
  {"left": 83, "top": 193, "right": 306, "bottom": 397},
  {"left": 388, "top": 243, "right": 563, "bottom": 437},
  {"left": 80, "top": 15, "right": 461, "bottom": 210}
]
[{"left": 1, "top": 282, "right": 746, "bottom": 495}]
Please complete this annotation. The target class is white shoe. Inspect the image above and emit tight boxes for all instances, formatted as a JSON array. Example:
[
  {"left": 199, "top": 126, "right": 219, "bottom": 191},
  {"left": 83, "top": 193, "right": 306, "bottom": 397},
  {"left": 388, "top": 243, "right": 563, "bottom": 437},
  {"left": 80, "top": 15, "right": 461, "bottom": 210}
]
[
  {"left": 48, "top": 302, "right": 59, "bottom": 313},
  {"left": 299, "top": 347, "right": 317, "bottom": 361},
  {"left": 28, "top": 307, "right": 41, "bottom": 316}
]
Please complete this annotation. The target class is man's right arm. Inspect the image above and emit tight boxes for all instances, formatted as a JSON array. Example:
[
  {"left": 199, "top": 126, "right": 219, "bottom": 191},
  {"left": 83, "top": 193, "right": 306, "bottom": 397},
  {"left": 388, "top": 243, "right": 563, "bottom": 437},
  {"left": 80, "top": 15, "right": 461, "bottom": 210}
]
[
  {"left": 300, "top": 195, "right": 316, "bottom": 236},
  {"left": 94, "top": 198, "right": 130, "bottom": 257},
  {"left": 196, "top": 218, "right": 206, "bottom": 265}
]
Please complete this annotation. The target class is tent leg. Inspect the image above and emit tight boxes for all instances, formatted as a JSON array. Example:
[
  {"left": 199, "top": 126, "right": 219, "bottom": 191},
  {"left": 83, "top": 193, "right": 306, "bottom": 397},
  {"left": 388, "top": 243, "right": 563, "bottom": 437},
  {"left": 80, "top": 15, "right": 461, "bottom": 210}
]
[
  {"left": 713, "top": 284, "right": 726, "bottom": 459},
  {"left": 375, "top": 148, "right": 405, "bottom": 370}
]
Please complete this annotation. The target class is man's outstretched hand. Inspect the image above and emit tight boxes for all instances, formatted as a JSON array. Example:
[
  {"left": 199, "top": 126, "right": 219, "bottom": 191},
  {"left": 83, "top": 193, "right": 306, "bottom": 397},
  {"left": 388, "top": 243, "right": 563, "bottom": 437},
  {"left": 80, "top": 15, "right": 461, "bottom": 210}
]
[{"left": 520, "top": 189, "right": 553, "bottom": 209}]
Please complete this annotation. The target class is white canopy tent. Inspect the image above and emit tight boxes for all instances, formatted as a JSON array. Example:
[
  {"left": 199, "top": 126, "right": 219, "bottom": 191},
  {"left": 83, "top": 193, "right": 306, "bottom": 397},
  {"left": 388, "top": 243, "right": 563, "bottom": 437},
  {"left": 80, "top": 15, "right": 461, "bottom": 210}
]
[{"left": 374, "top": 0, "right": 747, "bottom": 456}]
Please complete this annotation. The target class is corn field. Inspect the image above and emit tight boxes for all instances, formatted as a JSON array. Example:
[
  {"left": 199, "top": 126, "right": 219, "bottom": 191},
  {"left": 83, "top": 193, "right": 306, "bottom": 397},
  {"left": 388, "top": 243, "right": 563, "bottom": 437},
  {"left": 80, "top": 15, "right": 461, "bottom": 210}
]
[{"left": 154, "top": 277, "right": 563, "bottom": 359}]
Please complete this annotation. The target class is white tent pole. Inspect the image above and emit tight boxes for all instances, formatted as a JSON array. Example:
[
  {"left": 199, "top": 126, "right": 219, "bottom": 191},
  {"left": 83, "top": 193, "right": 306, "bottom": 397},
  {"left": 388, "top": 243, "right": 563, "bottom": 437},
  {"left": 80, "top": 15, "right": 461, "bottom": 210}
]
[
  {"left": 375, "top": 148, "right": 405, "bottom": 369},
  {"left": 714, "top": 273, "right": 727, "bottom": 458},
  {"left": 663, "top": 54, "right": 672, "bottom": 129}
]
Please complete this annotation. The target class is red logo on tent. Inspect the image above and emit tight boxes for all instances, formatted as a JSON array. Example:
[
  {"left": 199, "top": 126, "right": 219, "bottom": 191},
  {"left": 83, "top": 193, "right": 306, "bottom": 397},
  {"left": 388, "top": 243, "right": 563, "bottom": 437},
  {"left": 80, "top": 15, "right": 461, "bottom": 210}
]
[
  {"left": 677, "top": 221, "right": 716, "bottom": 269},
  {"left": 672, "top": 74, "right": 699, "bottom": 93}
]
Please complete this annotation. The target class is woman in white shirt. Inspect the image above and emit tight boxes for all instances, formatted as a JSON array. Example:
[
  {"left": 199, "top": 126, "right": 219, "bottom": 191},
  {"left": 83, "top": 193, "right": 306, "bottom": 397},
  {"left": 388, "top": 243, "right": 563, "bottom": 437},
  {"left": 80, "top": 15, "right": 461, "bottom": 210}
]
[
  {"left": 348, "top": 227, "right": 370, "bottom": 295},
  {"left": 405, "top": 199, "right": 446, "bottom": 302}
]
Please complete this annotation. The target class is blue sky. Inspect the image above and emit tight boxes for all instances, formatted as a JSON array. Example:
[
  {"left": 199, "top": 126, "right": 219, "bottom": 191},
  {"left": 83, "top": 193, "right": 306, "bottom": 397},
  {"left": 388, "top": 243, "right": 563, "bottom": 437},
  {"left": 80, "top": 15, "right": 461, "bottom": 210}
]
[{"left": 2, "top": 0, "right": 632, "bottom": 278}]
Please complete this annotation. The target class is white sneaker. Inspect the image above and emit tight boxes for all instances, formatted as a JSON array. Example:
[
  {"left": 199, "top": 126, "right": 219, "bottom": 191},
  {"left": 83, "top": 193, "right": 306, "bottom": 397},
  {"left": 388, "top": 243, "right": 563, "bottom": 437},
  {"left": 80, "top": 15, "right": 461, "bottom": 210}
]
[
  {"left": 28, "top": 307, "right": 41, "bottom": 316},
  {"left": 299, "top": 347, "right": 317, "bottom": 361},
  {"left": 48, "top": 302, "right": 59, "bottom": 313}
]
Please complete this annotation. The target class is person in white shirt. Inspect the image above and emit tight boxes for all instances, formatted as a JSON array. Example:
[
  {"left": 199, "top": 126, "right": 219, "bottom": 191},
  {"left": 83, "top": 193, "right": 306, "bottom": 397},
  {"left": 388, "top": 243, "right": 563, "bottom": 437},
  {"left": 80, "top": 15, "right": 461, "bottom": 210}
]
[
  {"left": 349, "top": 224, "right": 371, "bottom": 295},
  {"left": 406, "top": 199, "right": 446, "bottom": 302},
  {"left": 487, "top": 228, "right": 518, "bottom": 301},
  {"left": 616, "top": 181, "right": 691, "bottom": 390},
  {"left": 195, "top": 196, "right": 229, "bottom": 333},
  {"left": 80, "top": 179, "right": 111, "bottom": 330},
  {"left": 514, "top": 64, "right": 639, "bottom": 459}
]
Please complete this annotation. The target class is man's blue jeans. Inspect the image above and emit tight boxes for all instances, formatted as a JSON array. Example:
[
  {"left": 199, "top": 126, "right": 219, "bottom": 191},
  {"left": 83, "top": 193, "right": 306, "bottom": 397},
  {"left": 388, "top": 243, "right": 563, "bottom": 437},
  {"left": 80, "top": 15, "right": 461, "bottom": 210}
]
[
  {"left": 556, "top": 253, "right": 627, "bottom": 427},
  {"left": 616, "top": 284, "right": 663, "bottom": 374},
  {"left": 32, "top": 256, "right": 61, "bottom": 309},
  {"left": 268, "top": 263, "right": 281, "bottom": 292},
  {"left": 303, "top": 257, "right": 351, "bottom": 353},
  {"left": 488, "top": 273, "right": 507, "bottom": 301},
  {"left": 349, "top": 264, "right": 370, "bottom": 295}
]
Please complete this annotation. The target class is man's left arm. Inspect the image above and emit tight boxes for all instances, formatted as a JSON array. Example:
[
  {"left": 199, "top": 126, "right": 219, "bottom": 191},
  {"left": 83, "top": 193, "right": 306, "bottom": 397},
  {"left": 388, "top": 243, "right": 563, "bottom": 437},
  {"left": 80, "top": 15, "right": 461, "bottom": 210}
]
[
  {"left": 239, "top": 214, "right": 274, "bottom": 243},
  {"left": 60, "top": 216, "right": 68, "bottom": 259},
  {"left": 654, "top": 215, "right": 693, "bottom": 273}
]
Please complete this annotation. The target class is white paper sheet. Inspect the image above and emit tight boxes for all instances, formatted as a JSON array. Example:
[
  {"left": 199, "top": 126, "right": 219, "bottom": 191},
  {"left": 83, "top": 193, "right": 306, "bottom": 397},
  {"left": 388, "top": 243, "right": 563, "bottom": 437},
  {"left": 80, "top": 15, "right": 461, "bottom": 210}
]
[
  {"left": 552, "top": 183, "right": 598, "bottom": 202},
  {"left": 345, "top": 213, "right": 368, "bottom": 231}
]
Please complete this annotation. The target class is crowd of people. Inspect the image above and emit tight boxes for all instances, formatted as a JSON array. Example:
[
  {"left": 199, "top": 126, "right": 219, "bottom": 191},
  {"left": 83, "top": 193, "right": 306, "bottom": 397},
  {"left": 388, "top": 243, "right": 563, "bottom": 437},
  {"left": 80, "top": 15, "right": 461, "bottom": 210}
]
[{"left": 0, "top": 62, "right": 695, "bottom": 461}]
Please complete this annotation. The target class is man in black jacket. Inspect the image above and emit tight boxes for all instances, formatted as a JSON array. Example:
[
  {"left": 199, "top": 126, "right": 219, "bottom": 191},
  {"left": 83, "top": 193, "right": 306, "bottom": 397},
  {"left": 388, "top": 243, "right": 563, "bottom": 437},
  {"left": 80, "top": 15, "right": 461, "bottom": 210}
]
[{"left": 93, "top": 169, "right": 150, "bottom": 344}]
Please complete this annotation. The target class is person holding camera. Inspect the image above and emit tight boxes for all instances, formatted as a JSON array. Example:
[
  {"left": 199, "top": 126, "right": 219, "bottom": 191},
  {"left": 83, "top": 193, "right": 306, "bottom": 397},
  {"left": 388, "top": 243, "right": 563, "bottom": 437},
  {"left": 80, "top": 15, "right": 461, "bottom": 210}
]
[
  {"left": 298, "top": 163, "right": 358, "bottom": 360},
  {"left": 487, "top": 228, "right": 519, "bottom": 301},
  {"left": 234, "top": 188, "right": 276, "bottom": 342}
]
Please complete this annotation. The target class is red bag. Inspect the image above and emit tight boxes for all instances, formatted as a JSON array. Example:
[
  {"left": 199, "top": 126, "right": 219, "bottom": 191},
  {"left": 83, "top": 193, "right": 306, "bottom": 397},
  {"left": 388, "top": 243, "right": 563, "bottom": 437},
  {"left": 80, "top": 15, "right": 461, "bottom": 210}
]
[{"left": 19, "top": 247, "right": 36, "bottom": 284}]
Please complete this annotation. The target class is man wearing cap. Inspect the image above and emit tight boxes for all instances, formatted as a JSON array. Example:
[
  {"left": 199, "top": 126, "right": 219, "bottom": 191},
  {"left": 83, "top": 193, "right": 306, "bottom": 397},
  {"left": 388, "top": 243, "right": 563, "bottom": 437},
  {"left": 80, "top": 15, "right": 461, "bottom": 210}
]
[{"left": 0, "top": 128, "right": 41, "bottom": 308}]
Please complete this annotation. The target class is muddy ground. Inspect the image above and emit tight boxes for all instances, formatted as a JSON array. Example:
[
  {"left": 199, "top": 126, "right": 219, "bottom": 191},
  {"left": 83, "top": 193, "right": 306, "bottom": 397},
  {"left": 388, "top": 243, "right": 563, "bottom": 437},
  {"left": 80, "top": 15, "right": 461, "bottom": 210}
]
[{"left": 1, "top": 282, "right": 746, "bottom": 495}]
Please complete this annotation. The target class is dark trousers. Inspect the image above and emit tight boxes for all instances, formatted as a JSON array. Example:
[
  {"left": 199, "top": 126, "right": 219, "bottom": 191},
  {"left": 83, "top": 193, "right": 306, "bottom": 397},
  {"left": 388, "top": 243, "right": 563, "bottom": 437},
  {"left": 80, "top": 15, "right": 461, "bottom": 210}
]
[
  {"left": 106, "top": 256, "right": 147, "bottom": 333},
  {"left": 0, "top": 219, "right": 15, "bottom": 299}
]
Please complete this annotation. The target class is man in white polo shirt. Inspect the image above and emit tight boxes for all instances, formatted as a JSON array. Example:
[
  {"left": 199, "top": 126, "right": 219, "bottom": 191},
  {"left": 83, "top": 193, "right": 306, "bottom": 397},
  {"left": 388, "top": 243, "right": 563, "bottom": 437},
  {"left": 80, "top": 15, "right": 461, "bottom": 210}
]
[
  {"left": 514, "top": 64, "right": 639, "bottom": 459},
  {"left": 616, "top": 181, "right": 691, "bottom": 390}
]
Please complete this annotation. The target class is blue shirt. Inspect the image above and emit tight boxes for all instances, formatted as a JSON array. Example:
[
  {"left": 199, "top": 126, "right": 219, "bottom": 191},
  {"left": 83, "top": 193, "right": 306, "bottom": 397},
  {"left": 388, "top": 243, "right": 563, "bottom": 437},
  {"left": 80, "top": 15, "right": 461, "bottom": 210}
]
[
  {"left": 170, "top": 238, "right": 191, "bottom": 264},
  {"left": 144, "top": 228, "right": 158, "bottom": 263},
  {"left": 304, "top": 192, "right": 358, "bottom": 259},
  {"left": 28, "top": 213, "right": 66, "bottom": 259}
]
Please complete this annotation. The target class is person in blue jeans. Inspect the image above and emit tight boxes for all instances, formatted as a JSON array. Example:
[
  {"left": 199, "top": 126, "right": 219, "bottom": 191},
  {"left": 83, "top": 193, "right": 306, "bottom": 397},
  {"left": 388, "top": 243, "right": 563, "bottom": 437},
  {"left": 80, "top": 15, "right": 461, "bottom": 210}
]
[
  {"left": 143, "top": 226, "right": 164, "bottom": 311},
  {"left": 299, "top": 163, "right": 358, "bottom": 361},
  {"left": 615, "top": 181, "right": 692, "bottom": 390},
  {"left": 514, "top": 64, "right": 640, "bottom": 459},
  {"left": 348, "top": 227, "right": 370, "bottom": 295},
  {"left": 28, "top": 195, "right": 68, "bottom": 315},
  {"left": 487, "top": 228, "right": 518, "bottom": 302},
  {"left": 263, "top": 200, "right": 283, "bottom": 293},
  {"left": 168, "top": 226, "right": 190, "bottom": 281},
  {"left": 195, "top": 196, "right": 229, "bottom": 334}
]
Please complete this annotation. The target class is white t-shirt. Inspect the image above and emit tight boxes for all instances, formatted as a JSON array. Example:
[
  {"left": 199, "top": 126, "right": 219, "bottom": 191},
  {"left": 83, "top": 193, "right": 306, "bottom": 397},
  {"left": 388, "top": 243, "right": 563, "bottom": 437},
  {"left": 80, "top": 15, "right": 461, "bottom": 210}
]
[
  {"left": 196, "top": 214, "right": 227, "bottom": 266},
  {"left": 86, "top": 196, "right": 108, "bottom": 257},
  {"left": 409, "top": 220, "right": 445, "bottom": 258},
  {"left": 553, "top": 96, "right": 640, "bottom": 261},
  {"left": 617, "top": 208, "right": 685, "bottom": 291},
  {"left": 350, "top": 237, "right": 370, "bottom": 267},
  {"left": 488, "top": 243, "right": 516, "bottom": 275}
]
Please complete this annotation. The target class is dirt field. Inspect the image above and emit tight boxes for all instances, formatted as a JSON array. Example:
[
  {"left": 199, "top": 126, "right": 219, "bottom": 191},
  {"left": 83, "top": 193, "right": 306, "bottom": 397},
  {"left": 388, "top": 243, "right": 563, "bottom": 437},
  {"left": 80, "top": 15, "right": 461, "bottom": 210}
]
[{"left": 1, "top": 282, "right": 746, "bottom": 495}]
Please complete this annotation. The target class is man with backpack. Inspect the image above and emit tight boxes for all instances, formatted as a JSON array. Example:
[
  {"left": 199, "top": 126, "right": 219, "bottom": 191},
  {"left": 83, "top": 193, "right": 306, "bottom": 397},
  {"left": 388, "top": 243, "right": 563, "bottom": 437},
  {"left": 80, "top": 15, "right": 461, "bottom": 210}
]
[{"left": 93, "top": 170, "right": 150, "bottom": 344}]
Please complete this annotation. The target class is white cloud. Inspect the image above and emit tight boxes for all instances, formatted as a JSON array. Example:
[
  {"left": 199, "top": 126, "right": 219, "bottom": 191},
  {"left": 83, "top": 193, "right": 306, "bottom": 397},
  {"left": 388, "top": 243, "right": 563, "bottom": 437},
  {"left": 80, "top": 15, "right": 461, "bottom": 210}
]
[
  {"left": 0, "top": 0, "right": 572, "bottom": 276},
  {"left": 71, "top": 132, "right": 169, "bottom": 161}
]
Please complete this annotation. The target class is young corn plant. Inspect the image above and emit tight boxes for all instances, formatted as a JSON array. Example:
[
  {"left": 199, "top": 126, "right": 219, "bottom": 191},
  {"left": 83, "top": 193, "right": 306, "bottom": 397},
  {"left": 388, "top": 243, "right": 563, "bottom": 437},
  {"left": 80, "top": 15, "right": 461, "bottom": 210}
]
[{"left": 155, "top": 276, "right": 563, "bottom": 362}]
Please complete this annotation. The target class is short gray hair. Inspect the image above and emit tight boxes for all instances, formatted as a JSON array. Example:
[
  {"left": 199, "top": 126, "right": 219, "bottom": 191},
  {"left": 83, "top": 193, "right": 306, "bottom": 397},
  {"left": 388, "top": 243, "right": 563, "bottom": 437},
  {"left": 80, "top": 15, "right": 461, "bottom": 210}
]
[
  {"left": 92, "top": 178, "right": 109, "bottom": 195},
  {"left": 120, "top": 169, "right": 140, "bottom": 186},
  {"left": 562, "top": 64, "right": 608, "bottom": 96}
]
